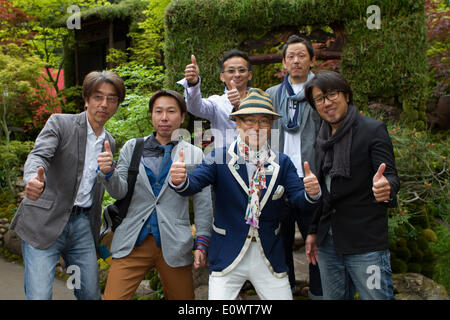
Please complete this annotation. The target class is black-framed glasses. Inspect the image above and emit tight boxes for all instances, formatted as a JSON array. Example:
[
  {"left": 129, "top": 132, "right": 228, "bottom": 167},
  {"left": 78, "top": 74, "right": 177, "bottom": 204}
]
[
  {"left": 222, "top": 67, "right": 248, "bottom": 75},
  {"left": 313, "top": 90, "right": 342, "bottom": 106}
]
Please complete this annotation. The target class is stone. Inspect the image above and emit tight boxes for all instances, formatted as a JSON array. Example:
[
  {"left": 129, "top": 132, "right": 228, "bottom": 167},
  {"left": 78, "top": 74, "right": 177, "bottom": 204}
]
[
  {"left": 135, "top": 280, "right": 155, "bottom": 298},
  {"left": 195, "top": 284, "right": 208, "bottom": 300},
  {"left": 3, "top": 230, "right": 22, "bottom": 256},
  {"left": 0, "top": 234, "right": 3, "bottom": 241},
  {"left": 393, "top": 273, "right": 449, "bottom": 300},
  {"left": 0, "top": 228, "right": 6, "bottom": 234},
  {"left": 0, "top": 218, "right": 8, "bottom": 224},
  {"left": 192, "top": 264, "right": 209, "bottom": 288}
]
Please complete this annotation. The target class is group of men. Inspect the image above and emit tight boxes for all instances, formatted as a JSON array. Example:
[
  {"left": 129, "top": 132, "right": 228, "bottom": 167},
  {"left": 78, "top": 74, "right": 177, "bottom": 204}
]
[{"left": 11, "top": 35, "right": 399, "bottom": 300}]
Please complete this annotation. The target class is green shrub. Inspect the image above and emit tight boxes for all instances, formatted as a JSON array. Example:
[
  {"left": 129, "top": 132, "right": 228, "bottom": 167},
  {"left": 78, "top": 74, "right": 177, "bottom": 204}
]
[{"left": 407, "top": 263, "right": 422, "bottom": 273}]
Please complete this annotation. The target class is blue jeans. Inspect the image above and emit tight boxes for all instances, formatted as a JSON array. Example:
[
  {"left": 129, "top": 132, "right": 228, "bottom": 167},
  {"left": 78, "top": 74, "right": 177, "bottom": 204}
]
[
  {"left": 318, "top": 233, "right": 394, "bottom": 300},
  {"left": 22, "top": 211, "right": 100, "bottom": 300}
]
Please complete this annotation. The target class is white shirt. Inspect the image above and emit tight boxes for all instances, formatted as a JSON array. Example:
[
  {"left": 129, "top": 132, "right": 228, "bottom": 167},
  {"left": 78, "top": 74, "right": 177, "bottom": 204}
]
[
  {"left": 73, "top": 114, "right": 106, "bottom": 208},
  {"left": 177, "top": 77, "right": 238, "bottom": 151},
  {"left": 283, "top": 81, "right": 306, "bottom": 177}
]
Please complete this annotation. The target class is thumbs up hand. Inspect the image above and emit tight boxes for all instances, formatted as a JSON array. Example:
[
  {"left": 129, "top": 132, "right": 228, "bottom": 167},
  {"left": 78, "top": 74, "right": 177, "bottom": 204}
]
[
  {"left": 227, "top": 80, "right": 241, "bottom": 108},
  {"left": 303, "top": 161, "right": 320, "bottom": 197},
  {"left": 25, "top": 166, "right": 45, "bottom": 200},
  {"left": 185, "top": 54, "right": 200, "bottom": 86},
  {"left": 97, "top": 140, "right": 114, "bottom": 174},
  {"left": 372, "top": 163, "right": 391, "bottom": 202},
  {"left": 170, "top": 149, "right": 187, "bottom": 186}
]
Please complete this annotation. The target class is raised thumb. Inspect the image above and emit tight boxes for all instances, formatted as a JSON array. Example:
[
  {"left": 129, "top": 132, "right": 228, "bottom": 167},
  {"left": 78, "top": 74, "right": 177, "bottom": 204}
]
[
  {"left": 303, "top": 161, "right": 312, "bottom": 176},
  {"left": 230, "top": 80, "right": 237, "bottom": 90},
  {"left": 37, "top": 166, "right": 45, "bottom": 182},
  {"left": 179, "top": 149, "right": 185, "bottom": 163},
  {"left": 104, "top": 140, "right": 111, "bottom": 153},
  {"left": 191, "top": 54, "right": 197, "bottom": 66},
  {"left": 374, "top": 163, "right": 386, "bottom": 182}
]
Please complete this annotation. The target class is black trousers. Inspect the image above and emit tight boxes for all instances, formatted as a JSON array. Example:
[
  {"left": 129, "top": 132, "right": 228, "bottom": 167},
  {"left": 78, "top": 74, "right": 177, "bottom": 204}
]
[{"left": 280, "top": 198, "right": 323, "bottom": 297}]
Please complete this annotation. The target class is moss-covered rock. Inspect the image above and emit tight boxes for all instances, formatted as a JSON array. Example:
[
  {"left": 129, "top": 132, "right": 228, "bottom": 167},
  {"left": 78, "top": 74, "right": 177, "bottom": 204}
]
[
  {"left": 395, "top": 246, "right": 411, "bottom": 261},
  {"left": 422, "top": 229, "right": 438, "bottom": 242},
  {"left": 391, "top": 258, "right": 408, "bottom": 273}
]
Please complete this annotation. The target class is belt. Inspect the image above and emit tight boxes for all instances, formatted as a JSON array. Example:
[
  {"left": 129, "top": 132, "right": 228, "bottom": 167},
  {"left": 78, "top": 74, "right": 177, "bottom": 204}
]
[{"left": 71, "top": 206, "right": 91, "bottom": 216}]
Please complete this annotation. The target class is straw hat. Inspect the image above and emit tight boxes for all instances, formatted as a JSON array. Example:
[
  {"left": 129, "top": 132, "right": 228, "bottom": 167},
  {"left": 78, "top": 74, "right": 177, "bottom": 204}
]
[{"left": 229, "top": 88, "right": 281, "bottom": 120}]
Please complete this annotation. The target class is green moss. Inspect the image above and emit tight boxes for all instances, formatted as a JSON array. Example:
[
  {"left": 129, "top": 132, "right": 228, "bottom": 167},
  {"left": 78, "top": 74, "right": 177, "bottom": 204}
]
[
  {"left": 391, "top": 258, "right": 407, "bottom": 273},
  {"left": 396, "top": 237, "right": 407, "bottom": 248},
  {"left": 417, "top": 236, "right": 429, "bottom": 251},
  {"left": 395, "top": 246, "right": 411, "bottom": 261},
  {"left": 407, "top": 239, "right": 418, "bottom": 251},
  {"left": 422, "top": 229, "right": 438, "bottom": 242},
  {"left": 410, "top": 248, "right": 424, "bottom": 263}
]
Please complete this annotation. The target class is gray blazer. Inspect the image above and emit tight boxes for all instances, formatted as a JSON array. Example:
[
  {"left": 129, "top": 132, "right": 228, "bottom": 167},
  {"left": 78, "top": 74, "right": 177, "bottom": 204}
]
[
  {"left": 98, "top": 137, "right": 213, "bottom": 268},
  {"left": 11, "top": 112, "right": 115, "bottom": 250},
  {"left": 266, "top": 84, "right": 322, "bottom": 174}
]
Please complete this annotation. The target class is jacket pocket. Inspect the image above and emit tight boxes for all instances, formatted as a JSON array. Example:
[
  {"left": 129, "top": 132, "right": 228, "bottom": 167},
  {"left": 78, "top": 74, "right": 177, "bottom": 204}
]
[
  {"left": 212, "top": 224, "right": 226, "bottom": 236},
  {"left": 23, "top": 197, "right": 54, "bottom": 210},
  {"left": 272, "top": 185, "right": 285, "bottom": 200}
]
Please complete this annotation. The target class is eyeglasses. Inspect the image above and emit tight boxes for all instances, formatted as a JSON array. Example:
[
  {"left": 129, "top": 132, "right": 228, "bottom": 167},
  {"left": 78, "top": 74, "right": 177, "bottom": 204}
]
[
  {"left": 222, "top": 67, "right": 248, "bottom": 75},
  {"left": 240, "top": 117, "right": 272, "bottom": 127},
  {"left": 92, "top": 94, "right": 119, "bottom": 104},
  {"left": 312, "top": 90, "right": 342, "bottom": 106}
]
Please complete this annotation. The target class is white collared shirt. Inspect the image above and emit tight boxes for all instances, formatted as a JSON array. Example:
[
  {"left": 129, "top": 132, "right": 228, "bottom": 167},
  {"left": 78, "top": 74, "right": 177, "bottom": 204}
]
[
  {"left": 284, "top": 80, "right": 306, "bottom": 178},
  {"left": 73, "top": 114, "right": 106, "bottom": 208}
]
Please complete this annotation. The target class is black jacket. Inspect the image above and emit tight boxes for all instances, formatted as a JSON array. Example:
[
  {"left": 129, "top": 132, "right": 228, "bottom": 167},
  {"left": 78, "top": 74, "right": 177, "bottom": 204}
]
[{"left": 309, "top": 114, "right": 400, "bottom": 255}]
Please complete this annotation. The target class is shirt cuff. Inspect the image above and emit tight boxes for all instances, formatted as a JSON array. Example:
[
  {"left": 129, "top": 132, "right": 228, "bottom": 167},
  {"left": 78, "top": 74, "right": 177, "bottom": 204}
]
[
  {"left": 305, "top": 185, "right": 322, "bottom": 203},
  {"left": 96, "top": 161, "right": 116, "bottom": 182},
  {"left": 168, "top": 177, "right": 189, "bottom": 192},
  {"left": 195, "top": 235, "right": 210, "bottom": 254}
]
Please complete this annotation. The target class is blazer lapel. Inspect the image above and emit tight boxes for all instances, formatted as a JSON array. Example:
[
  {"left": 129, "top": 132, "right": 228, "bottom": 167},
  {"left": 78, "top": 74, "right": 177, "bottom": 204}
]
[{"left": 227, "top": 141, "right": 249, "bottom": 195}]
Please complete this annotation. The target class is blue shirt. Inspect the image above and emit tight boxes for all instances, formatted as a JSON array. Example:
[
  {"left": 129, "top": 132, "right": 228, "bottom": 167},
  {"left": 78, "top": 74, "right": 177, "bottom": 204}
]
[{"left": 135, "top": 136, "right": 175, "bottom": 247}]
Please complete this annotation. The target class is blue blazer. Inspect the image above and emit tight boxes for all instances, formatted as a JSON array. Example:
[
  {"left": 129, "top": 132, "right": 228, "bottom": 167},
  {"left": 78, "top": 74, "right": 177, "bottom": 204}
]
[{"left": 175, "top": 140, "right": 319, "bottom": 277}]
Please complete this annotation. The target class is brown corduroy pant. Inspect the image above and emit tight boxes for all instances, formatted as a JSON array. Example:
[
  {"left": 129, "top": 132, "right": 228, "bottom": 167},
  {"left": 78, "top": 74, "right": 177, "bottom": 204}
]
[{"left": 103, "top": 235, "right": 195, "bottom": 300}]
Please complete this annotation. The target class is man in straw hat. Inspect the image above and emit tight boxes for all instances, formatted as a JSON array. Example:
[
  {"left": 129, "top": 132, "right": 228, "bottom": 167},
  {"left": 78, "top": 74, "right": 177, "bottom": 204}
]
[{"left": 170, "top": 88, "right": 322, "bottom": 300}]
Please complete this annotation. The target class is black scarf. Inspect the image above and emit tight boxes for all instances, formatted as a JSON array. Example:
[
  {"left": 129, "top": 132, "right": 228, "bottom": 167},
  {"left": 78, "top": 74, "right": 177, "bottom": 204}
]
[{"left": 316, "top": 103, "right": 358, "bottom": 179}]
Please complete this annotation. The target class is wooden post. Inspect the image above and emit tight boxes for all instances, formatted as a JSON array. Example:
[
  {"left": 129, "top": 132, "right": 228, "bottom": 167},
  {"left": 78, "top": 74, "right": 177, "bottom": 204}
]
[{"left": 108, "top": 20, "right": 114, "bottom": 69}]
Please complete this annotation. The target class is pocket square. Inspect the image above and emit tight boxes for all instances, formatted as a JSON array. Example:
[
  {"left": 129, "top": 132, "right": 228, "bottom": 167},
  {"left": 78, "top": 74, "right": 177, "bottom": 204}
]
[{"left": 272, "top": 185, "right": 285, "bottom": 200}]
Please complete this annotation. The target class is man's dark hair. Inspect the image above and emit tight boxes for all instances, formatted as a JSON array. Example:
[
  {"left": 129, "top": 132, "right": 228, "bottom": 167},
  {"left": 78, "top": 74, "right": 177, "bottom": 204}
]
[
  {"left": 148, "top": 89, "right": 187, "bottom": 114},
  {"left": 82, "top": 70, "right": 126, "bottom": 104},
  {"left": 282, "top": 35, "right": 315, "bottom": 61},
  {"left": 219, "top": 49, "right": 252, "bottom": 72},
  {"left": 304, "top": 70, "right": 353, "bottom": 108}
]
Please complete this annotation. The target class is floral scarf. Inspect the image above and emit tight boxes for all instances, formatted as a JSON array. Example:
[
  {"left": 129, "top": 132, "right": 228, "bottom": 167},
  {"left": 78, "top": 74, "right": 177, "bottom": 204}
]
[{"left": 237, "top": 136, "right": 270, "bottom": 228}]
